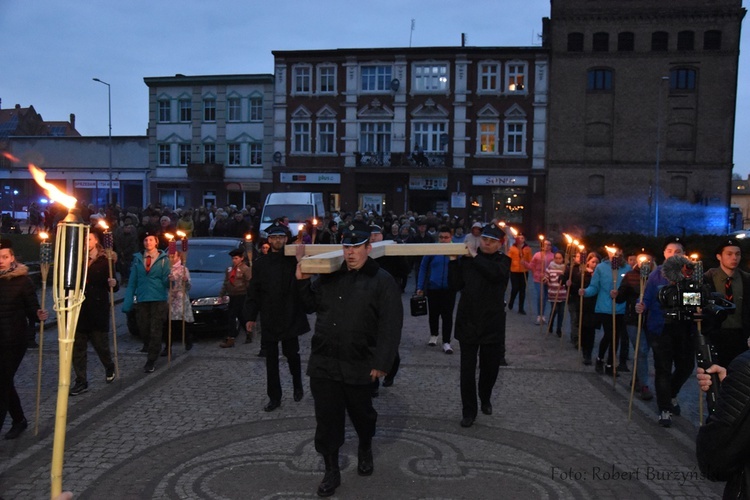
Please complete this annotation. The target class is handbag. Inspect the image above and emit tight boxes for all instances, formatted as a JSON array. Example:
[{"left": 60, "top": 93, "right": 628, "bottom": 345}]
[{"left": 410, "top": 294, "right": 427, "bottom": 316}]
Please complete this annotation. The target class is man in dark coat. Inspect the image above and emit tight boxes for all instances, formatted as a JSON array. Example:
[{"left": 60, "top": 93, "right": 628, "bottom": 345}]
[
  {"left": 0, "top": 238, "right": 47, "bottom": 439},
  {"left": 245, "top": 222, "right": 309, "bottom": 411},
  {"left": 296, "top": 221, "right": 402, "bottom": 497},
  {"left": 449, "top": 222, "right": 511, "bottom": 428}
]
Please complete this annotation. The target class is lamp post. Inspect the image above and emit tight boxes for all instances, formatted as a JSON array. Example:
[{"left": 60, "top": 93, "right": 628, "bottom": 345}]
[
  {"left": 653, "top": 75, "right": 670, "bottom": 237},
  {"left": 92, "top": 78, "right": 113, "bottom": 207}
]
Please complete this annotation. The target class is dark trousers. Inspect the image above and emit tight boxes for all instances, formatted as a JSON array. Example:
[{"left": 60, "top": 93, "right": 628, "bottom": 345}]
[
  {"left": 263, "top": 337, "right": 302, "bottom": 402},
  {"left": 73, "top": 328, "right": 114, "bottom": 383},
  {"left": 136, "top": 301, "right": 168, "bottom": 363},
  {"left": 709, "top": 328, "right": 749, "bottom": 368},
  {"left": 0, "top": 344, "right": 27, "bottom": 430},
  {"left": 596, "top": 313, "right": 626, "bottom": 366},
  {"left": 581, "top": 326, "right": 596, "bottom": 357},
  {"left": 226, "top": 295, "right": 245, "bottom": 338},
  {"left": 163, "top": 320, "right": 193, "bottom": 348},
  {"left": 648, "top": 323, "right": 695, "bottom": 412},
  {"left": 426, "top": 289, "right": 456, "bottom": 343},
  {"left": 372, "top": 352, "right": 401, "bottom": 390},
  {"left": 310, "top": 377, "right": 377, "bottom": 455},
  {"left": 547, "top": 301, "right": 565, "bottom": 334},
  {"left": 508, "top": 272, "right": 527, "bottom": 312},
  {"left": 459, "top": 342, "right": 502, "bottom": 419}
]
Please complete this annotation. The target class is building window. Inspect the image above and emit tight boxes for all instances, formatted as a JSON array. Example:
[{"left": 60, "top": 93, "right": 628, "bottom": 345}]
[
  {"left": 651, "top": 31, "right": 669, "bottom": 51},
  {"left": 478, "top": 122, "right": 498, "bottom": 154},
  {"left": 588, "top": 175, "right": 605, "bottom": 197},
  {"left": 179, "top": 144, "right": 191, "bottom": 166},
  {"left": 293, "top": 122, "right": 311, "bottom": 153},
  {"left": 317, "top": 122, "right": 336, "bottom": 154},
  {"left": 179, "top": 99, "right": 191, "bottom": 122},
  {"left": 587, "top": 68, "right": 613, "bottom": 91},
  {"left": 677, "top": 31, "right": 695, "bottom": 51},
  {"left": 617, "top": 32, "right": 634, "bottom": 52},
  {"left": 318, "top": 66, "right": 336, "bottom": 93},
  {"left": 228, "top": 98, "right": 241, "bottom": 122},
  {"left": 504, "top": 122, "right": 525, "bottom": 155},
  {"left": 414, "top": 63, "right": 448, "bottom": 92},
  {"left": 158, "top": 100, "right": 170, "bottom": 123},
  {"left": 203, "top": 98, "right": 216, "bottom": 122},
  {"left": 227, "top": 144, "right": 241, "bottom": 166},
  {"left": 567, "top": 32, "right": 584, "bottom": 52},
  {"left": 670, "top": 175, "right": 688, "bottom": 200},
  {"left": 249, "top": 97, "right": 263, "bottom": 121},
  {"left": 359, "top": 122, "right": 391, "bottom": 153},
  {"left": 361, "top": 65, "right": 392, "bottom": 92},
  {"left": 158, "top": 144, "right": 171, "bottom": 166},
  {"left": 249, "top": 143, "right": 262, "bottom": 166},
  {"left": 203, "top": 144, "right": 216, "bottom": 164},
  {"left": 704, "top": 30, "right": 722, "bottom": 50},
  {"left": 670, "top": 68, "right": 697, "bottom": 90},
  {"left": 478, "top": 63, "right": 500, "bottom": 92},
  {"left": 506, "top": 63, "right": 526, "bottom": 92},
  {"left": 413, "top": 122, "right": 447, "bottom": 152},
  {"left": 592, "top": 32, "right": 609, "bottom": 52},
  {"left": 293, "top": 66, "right": 312, "bottom": 94}
]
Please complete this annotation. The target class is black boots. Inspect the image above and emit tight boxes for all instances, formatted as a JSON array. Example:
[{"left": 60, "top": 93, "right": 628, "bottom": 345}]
[
  {"left": 357, "top": 442, "right": 374, "bottom": 476},
  {"left": 317, "top": 453, "right": 341, "bottom": 497}
]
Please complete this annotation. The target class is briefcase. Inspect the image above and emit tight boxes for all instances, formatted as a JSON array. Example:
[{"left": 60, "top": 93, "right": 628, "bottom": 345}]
[{"left": 410, "top": 294, "right": 427, "bottom": 316}]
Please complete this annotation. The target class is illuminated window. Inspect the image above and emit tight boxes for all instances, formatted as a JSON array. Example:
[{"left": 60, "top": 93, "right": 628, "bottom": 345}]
[
  {"left": 506, "top": 62, "right": 526, "bottom": 92},
  {"left": 478, "top": 122, "right": 498, "bottom": 153},
  {"left": 414, "top": 63, "right": 449, "bottom": 92}
]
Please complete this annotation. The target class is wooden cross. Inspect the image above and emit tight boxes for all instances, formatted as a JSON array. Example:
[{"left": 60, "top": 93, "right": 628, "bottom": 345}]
[{"left": 285, "top": 241, "right": 469, "bottom": 274}]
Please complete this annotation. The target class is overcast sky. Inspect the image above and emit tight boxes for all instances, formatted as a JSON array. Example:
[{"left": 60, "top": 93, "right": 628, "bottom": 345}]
[{"left": 1, "top": 0, "right": 748, "bottom": 175}]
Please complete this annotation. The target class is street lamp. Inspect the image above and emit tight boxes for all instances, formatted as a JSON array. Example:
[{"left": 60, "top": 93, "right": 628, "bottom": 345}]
[
  {"left": 92, "top": 78, "right": 113, "bottom": 206},
  {"left": 653, "top": 75, "right": 670, "bottom": 237}
]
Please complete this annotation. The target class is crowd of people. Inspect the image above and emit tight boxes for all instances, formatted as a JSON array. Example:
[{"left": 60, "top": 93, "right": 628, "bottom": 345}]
[{"left": 3, "top": 198, "right": 750, "bottom": 496}]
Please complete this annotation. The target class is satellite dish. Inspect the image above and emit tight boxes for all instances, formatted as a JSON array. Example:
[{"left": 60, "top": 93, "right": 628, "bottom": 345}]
[
  {"left": 390, "top": 78, "right": 400, "bottom": 92},
  {"left": 273, "top": 151, "right": 282, "bottom": 163}
]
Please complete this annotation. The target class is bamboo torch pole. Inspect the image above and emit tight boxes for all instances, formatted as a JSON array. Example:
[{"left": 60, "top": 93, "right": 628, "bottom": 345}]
[
  {"left": 34, "top": 232, "right": 52, "bottom": 436},
  {"left": 165, "top": 234, "right": 176, "bottom": 363},
  {"left": 606, "top": 245, "right": 619, "bottom": 388},
  {"left": 177, "top": 231, "right": 188, "bottom": 349},
  {"left": 98, "top": 221, "right": 119, "bottom": 379},
  {"left": 628, "top": 256, "right": 651, "bottom": 421},
  {"left": 578, "top": 245, "right": 586, "bottom": 354},
  {"left": 538, "top": 234, "right": 546, "bottom": 334}
]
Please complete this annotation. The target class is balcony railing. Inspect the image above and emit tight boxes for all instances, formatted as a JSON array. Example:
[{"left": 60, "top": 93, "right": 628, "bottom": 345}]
[{"left": 355, "top": 151, "right": 449, "bottom": 168}]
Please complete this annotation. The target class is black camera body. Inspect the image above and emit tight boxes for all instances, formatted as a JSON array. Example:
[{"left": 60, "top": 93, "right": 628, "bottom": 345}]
[{"left": 658, "top": 280, "right": 735, "bottom": 322}]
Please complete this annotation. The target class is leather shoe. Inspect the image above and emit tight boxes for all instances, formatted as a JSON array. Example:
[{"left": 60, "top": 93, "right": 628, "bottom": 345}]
[
  {"left": 317, "top": 470, "right": 340, "bottom": 497},
  {"left": 294, "top": 388, "right": 304, "bottom": 402},
  {"left": 264, "top": 400, "right": 281, "bottom": 412},
  {"left": 357, "top": 446, "right": 374, "bottom": 476},
  {"left": 460, "top": 416, "right": 475, "bottom": 428},
  {"left": 481, "top": 403, "right": 493, "bottom": 415},
  {"left": 4, "top": 418, "right": 28, "bottom": 440}
]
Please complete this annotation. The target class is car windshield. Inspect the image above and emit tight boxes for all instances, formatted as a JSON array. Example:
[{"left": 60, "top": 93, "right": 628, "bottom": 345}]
[
  {"left": 186, "top": 246, "right": 233, "bottom": 273},
  {"left": 262, "top": 204, "right": 314, "bottom": 223}
]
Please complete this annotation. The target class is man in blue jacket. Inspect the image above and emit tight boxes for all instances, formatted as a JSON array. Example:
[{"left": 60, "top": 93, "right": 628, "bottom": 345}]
[{"left": 122, "top": 233, "right": 171, "bottom": 373}]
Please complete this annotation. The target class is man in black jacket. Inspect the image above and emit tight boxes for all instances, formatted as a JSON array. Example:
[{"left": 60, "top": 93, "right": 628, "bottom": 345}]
[
  {"left": 296, "top": 221, "right": 402, "bottom": 498},
  {"left": 245, "top": 222, "right": 309, "bottom": 412},
  {"left": 449, "top": 222, "right": 511, "bottom": 428}
]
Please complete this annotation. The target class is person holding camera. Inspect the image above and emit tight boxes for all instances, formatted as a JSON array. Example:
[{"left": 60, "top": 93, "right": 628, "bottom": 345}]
[
  {"left": 635, "top": 236, "right": 694, "bottom": 428},
  {"left": 703, "top": 238, "right": 750, "bottom": 368}
]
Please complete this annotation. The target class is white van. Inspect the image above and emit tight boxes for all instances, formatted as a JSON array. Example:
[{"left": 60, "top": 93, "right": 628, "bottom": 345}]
[{"left": 259, "top": 192, "right": 325, "bottom": 237}]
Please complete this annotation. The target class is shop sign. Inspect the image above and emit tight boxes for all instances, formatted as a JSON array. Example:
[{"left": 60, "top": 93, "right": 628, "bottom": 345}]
[
  {"left": 280, "top": 173, "right": 341, "bottom": 184},
  {"left": 472, "top": 175, "right": 528, "bottom": 186}
]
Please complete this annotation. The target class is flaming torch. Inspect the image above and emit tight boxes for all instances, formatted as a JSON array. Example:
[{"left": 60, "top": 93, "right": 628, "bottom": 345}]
[
  {"left": 577, "top": 244, "right": 586, "bottom": 353},
  {"left": 244, "top": 233, "right": 253, "bottom": 267},
  {"left": 165, "top": 233, "right": 175, "bottom": 362},
  {"left": 98, "top": 220, "right": 119, "bottom": 379},
  {"left": 312, "top": 218, "right": 319, "bottom": 244},
  {"left": 34, "top": 231, "right": 53, "bottom": 436},
  {"left": 29, "top": 164, "right": 89, "bottom": 498},
  {"left": 175, "top": 231, "right": 188, "bottom": 349},
  {"left": 538, "top": 234, "right": 546, "bottom": 334},
  {"left": 605, "top": 245, "right": 620, "bottom": 387},
  {"left": 628, "top": 254, "right": 651, "bottom": 421}
]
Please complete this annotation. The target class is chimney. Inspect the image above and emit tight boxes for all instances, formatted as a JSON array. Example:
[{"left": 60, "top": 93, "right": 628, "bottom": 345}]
[
  {"left": 15, "top": 104, "right": 21, "bottom": 109},
  {"left": 0, "top": 98, "right": 2, "bottom": 109},
  {"left": 70, "top": 113, "right": 75, "bottom": 129}
]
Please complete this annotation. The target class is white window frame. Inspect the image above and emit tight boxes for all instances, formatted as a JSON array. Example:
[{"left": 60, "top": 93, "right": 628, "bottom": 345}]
[
  {"left": 292, "top": 121, "right": 311, "bottom": 153},
  {"left": 203, "top": 98, "right": 216, "bottom": 122},
  {"left": 203, "top": 143, "right": 216, "bottom": 164},
  {"left": 413, "top": 63, "right": 449, "bottom": 92},
  {"left": 249, "top": 97, "right": 263, "bottom": 121},
  {"left": 359, "top": 122, "right": 392, "bottom": 154},
  {"left": 228, "top": 98, "right": 241, "bottom": 122},
  {"left": 504, "top": 120, "right": 526, "bottom": 155},
  {"left": 249, "top": 143, "right": 263, "bottom": 166},
  {"left": 227, "top": 143, "right": 241, "bottom": 166},
  {"left": 505, "top": 61, "right": 528, "bottom": 93},
  {"left": 477, "top": 121, "right": 499, "bottom": 155},
  {"left": 413, "top": 121, "right": 448, "bottom": 153},
  {"left": 158, "top": 144, "right": 171, "bottom": 166},
  {"left": 179, "top": 144, "right": 191, "bottom": 166},
  {"left": 179, "top": 99, "right": 191, "bottom": 122},
  {"left": 360, "top": 65, "right": 393, "bottom": 92},
  {"left": 293, "top": 65, "right": 312, "bottom": 95},
  {"left": 478, "top": 62, "right": 501, "bottom": 93},
  {"left": 318, "top": 65, "right": 337, "bottom": 94},
  {"left": 158, "top": 100, "right": 170, "bottom": 123},
  {"left": 317, "top": 121, "right": 336, "bottom": 154}
]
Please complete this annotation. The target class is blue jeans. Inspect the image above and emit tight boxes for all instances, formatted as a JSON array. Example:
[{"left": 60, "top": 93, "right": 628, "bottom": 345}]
[
  {"left": 627, "top": 324, "right": 651, "bottom": 389},
  {"left": 533, "top": 282, "right": 548, "bottom": 316}
]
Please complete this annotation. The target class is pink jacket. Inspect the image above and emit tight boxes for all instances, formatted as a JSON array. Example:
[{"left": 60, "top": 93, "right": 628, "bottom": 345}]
[{"left": 524, "top": 250, "right": 554, "bottom": 283}]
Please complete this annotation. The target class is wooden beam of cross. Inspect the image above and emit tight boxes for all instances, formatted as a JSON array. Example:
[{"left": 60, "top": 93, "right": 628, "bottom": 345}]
[{"left": 284, "top": 241, "right": 470, "bottom": 274}]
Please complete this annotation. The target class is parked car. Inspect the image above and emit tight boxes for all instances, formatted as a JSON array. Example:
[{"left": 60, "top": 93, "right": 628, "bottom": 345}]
[{"left": 126, "top": 237, "right": 246, "bottom": 337}]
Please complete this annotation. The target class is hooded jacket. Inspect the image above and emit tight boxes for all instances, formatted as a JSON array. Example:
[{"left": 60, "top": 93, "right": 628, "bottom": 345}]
[
  {"left": 0, "top": 263, "right": 39, "bottom": 347},
  {"left": 122, "top": 251, "right": 170, "bottom": 313}
]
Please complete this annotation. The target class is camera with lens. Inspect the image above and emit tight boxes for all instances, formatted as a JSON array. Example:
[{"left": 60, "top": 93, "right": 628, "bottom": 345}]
[{"left": 657, "top": 258, "right": 735, "bottom": 322}]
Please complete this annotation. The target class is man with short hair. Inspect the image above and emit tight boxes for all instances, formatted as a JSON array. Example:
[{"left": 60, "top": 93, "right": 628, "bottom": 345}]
[
  {"left": 296, "top": 221, "right": 402, "bottom": 497},
  {"left": 417, "top": 226, "right": 457, "bottom": 353},
  {"left": 123, "top": 233, "right": 171, "bottom": 373},
  {"left": 704, "top": 238, "right": 750, "bottom": 367}
]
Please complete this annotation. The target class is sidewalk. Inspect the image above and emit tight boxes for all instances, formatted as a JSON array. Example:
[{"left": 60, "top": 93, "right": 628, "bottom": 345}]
[{"left": 1, "top": 283, "right": 722, "bottom": 499}]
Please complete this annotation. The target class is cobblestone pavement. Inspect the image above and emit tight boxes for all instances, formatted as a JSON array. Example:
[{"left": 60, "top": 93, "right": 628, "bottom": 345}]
[{"left": 0, "top": 281, "right": 723, "bottom": 499}]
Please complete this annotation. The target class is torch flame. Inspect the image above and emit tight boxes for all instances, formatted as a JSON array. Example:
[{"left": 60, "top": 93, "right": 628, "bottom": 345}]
[
  {"left": 578, "top": 244, "right": 585, "bottom": 251},
  {"left": 638, "top": 255, "right": 648, "bottom": 264},
  {"left": 564, "top": 233, "right": 573, "bottom": 244},
  {"left": 39, "top": 231, "right": 49, "bottom": 241},
  {"left": 29, "top": 164, "right": 76, "bottom": 209},
  {"left": 604, "top": 245, "right": 618, "bottom": 257},
  {"left": 244, "top": 233, "right": 252, "bottom": 241},
  {"left": 176, "top": 231, "right": 186, "bottom": 239},
  {"left": 509, "top": 227, "right": 518, "bottom": 237},
  {"left": 538, "top": 234, "right": 544, "bottom": 242},
  {"left": 573, "top": 239, "right": 579, "bottom": 246},
  {"left": 97, "top": 220, "right": 109, "bottom": 231},
  {"left": 498, "top": 221, "right": 506, "bottom": 228},
  {"left": 164, "top": 233, "right": 174, "bottom": 241},
  {"left": 313, "top": 218, "right": 318, "bottom": 226},
  {"left": 690, "top": 253, "right": 699, "bottom": 261},
  {"left": 2, "top": 151, "right": 20, "bottom": 163}
]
